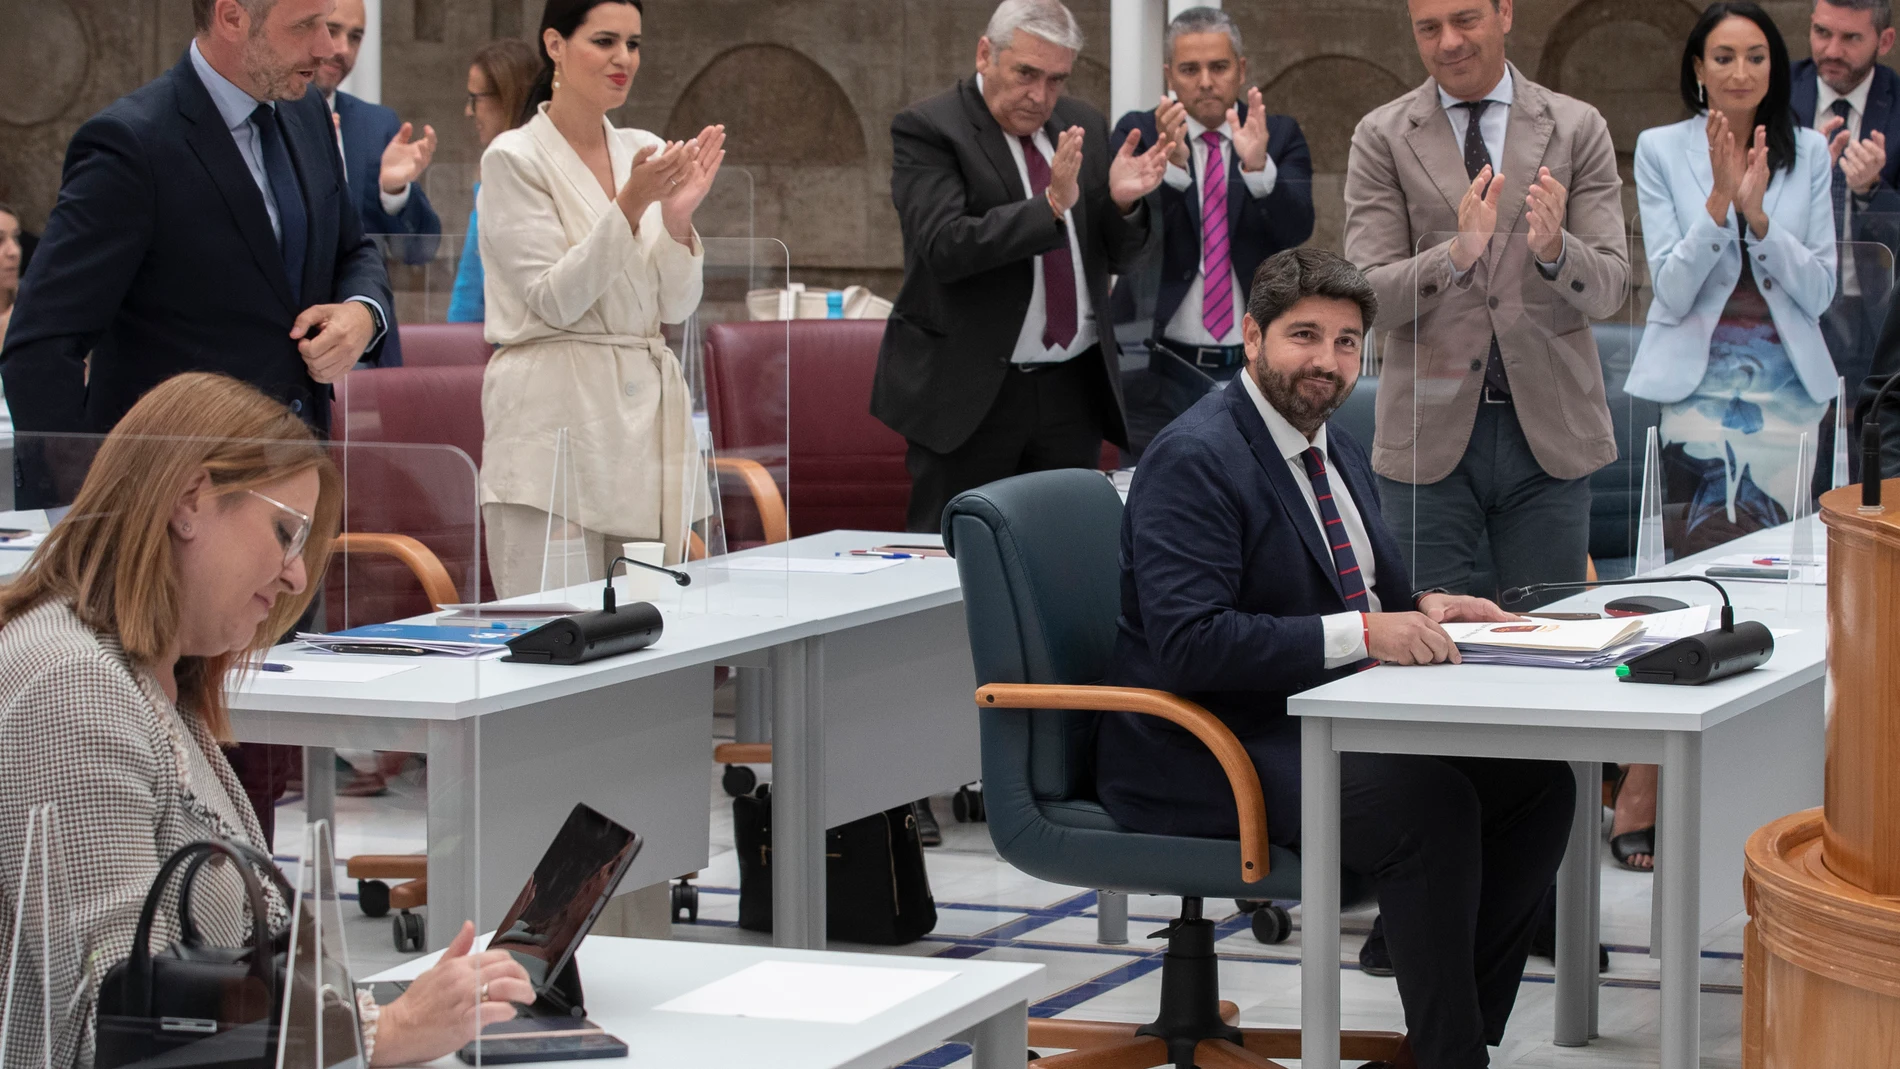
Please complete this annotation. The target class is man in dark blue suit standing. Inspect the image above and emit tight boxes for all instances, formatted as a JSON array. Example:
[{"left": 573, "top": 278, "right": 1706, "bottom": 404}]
[
  {"left": 1097, "top": 248, "right": 1575, "bottom": 1069},
  {"left": 315, "top": 0, "right": 442, "bottom": 367},
  {"left": 1111, "top": 7, "right": 1313, "bottom": 381},
  {"left": 1, "top": 0, "right": 394, "bottom": 844},
  {"left": 1793, "top": 0, "right": 1900, "bottom": 474}
]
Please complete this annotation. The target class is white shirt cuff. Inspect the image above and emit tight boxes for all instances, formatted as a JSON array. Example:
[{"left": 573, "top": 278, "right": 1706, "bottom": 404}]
[
  {"left": 1239, "top": 153, "right": 1277, "bottom": 198},
  {"left": 380, "top": 184, "right": 413, "bottom": 216},
  {"left": 1321, "top": 611, "right": 1369, "bottom": 669},
  {"left": 345, "top": 295, "right": 389, "bottom": 349},
  {"left": 1163, "top": 162, "right": 1192, "bottom": 191},
  {"left": 1536, "top": 245, "right": 1566, "bottom": 279}
]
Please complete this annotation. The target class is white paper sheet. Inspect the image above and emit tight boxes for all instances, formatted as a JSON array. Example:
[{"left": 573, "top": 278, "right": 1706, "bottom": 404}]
[
  {"left": 653, "top": 961, "right": 957, "bottom": 1024},
  {"left": 718, "top": 556, "right": 906, "bottom": 575},
  {"left": 245, "top": 660, "right": 420, "bottom": 683}
]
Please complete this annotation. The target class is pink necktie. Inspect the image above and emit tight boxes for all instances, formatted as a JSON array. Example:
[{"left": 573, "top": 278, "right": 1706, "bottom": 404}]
[{"left": 1200, "top": 131, "right": 1233, "bottom": 341}]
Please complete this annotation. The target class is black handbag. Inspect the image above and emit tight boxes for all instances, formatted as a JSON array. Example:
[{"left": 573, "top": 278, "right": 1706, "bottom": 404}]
[
  {"left": 95, "top": 839, "right": 294, "bottom": 1069},
  {"left": 733, "top": 784, "right": 937, "bottom": 945}
]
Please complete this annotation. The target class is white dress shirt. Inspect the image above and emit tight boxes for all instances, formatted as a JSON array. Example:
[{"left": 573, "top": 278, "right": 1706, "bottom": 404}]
[
  {"left": 322, "top": 88, "right": 415, "bottom": 216},
  {"left": 1439, "top": 69, "right": 1564, "bottom": 278},
  {"left": 977, "top": 73, "right": 1099, "bottom": 365},
  {"left": 188, "top": 42, "right": 388, "bottom": 341},
  {"left": 1238, "top": 369, "right": 1380, "bottom": 667},
  {"left": 1814, "top": 69, "right": 1872, "bottom": 293},
  {"left": 1159, "top": 114, "right": 1277, "bottom": 346}
]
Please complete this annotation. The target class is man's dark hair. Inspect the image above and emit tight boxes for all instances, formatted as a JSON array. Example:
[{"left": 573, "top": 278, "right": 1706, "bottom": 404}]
[
  {"left": 192, "top": 0, "right": 279, "bottom": 33},
  {"left": 1246, "top": 248, "right": 1379, "bottom": 334},
  {"left": 1818, "top": 0, "right": 1893, "bottom": 33}
]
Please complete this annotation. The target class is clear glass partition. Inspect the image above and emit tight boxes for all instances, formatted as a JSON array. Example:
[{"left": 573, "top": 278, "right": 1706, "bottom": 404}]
[{"left": 1388, "top": 232, "right": 1638, "bottom": 607}]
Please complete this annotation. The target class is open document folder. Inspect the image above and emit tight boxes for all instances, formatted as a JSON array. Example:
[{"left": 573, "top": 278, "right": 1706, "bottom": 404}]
[{"left": 1438, "top": 607, "right": 1717, "bottom": 669}]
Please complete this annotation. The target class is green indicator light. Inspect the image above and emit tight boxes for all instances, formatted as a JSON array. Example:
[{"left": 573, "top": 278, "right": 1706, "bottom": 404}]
[{"left": 1615, "top": 664, "right": 1630, "bottom": 678}]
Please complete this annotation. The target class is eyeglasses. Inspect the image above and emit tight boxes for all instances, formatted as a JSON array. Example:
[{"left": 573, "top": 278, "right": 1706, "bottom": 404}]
[{"left": 246, "top": 489, "right": 313, "bottom": 566}]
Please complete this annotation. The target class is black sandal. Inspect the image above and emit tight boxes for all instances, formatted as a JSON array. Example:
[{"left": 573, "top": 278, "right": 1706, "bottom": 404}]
[{"left": 1610, "top": 826, "right": 1655, "bottom": 872}]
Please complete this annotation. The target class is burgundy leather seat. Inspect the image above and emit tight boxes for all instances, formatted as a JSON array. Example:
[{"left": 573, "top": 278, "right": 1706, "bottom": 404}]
[
  {"left": 703, "top": 320, "right": 909, "bottom": 539},
  {"left": 327, "top": 365, "right": 492, "bottom": 628},
  {"left": 397, "top": 323, "right": 492, "bottom": 368}
]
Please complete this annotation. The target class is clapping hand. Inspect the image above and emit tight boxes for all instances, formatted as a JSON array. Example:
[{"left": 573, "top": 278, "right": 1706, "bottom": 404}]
[
  {"left": 1047, "top": 127, "right": 1084, "bottom": 217},
  {"left": 379, "top": 122, "right": 437, "bottom": 195},
  {"left": 1452, "top": 164, "right": 1503, "bottom": 272},
  {"left": 615, "top": 140, "right": 696, "bottom": 231},
  {"left": 1824, "top": 114, "right": 1850, "bottom": 169},
  {"left": 1155, "top": 96, "right": 1189, "bottom": 170},
  {"left": 1227, "top": 86, "right": 1270, "bottom": 173},
  {"left": 1841, "top": 128, "right": 1887, "bottom": 197},
  {"left": 661, "top": 124, "right": 726, "bottom": 244},
  {"left": 1705, "top": 110, "right": 1747, "bottom": 226},
  {"left": 1735, "top": 125, "right": 1771, "bottom": 238},
  {"left": 1109, "top": 127, "right": 1173, "bottom": 213},
  {"left": 1525, "top": 166, "right": 1569, "bottom": 264}
]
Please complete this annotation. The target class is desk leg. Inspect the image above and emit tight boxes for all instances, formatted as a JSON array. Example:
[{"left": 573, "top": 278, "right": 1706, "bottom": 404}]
[
  {"left": 1301, "top": 716, "right": 1341, "bottom": 1069},
  {"left": 302, "top": 745, "right": 336, "bottom": 837},
  {"left": 1658, "top": 732, "right": 1702, "bottom": 1069},
  {"left": 1555, "top": 759, "right": 1600, "bottom": 1047},
  {"left": 424, "top": 719, "right": 480, "bottom": 952},
  {"left": 770, "top": 637, "right": 826, "bottom": 949},
  {"left": 964, "top": 1000, "right": 1028, "bottom": 1069},
  {"left": 734, "top": 667, "right": 771, "bottom": 745}
]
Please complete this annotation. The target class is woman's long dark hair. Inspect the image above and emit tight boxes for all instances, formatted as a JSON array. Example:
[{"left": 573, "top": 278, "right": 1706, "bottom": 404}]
[
  {"left": 1679, "top": 1, "right": 1797, "bottom": 175},
  {"left": 521, "top": 0, "right": 645, "bottom": 125}
]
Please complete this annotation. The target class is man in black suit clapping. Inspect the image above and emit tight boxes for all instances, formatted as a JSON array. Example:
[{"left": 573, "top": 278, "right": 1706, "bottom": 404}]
[
  {"left": 1113, "top": 7, "right": 1315, "bottom": 382},
  {"left": 872, "top": 0, "right": 1174, "bottom": 534}
]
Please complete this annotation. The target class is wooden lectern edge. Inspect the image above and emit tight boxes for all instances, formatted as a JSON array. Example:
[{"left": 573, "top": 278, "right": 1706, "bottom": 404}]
[
  {"left": 1745, "top": 811, "right": 1900, "bottom": 1000},
  {"left": 1819, "top": 481, "right": 1900, "bottom": 542}
]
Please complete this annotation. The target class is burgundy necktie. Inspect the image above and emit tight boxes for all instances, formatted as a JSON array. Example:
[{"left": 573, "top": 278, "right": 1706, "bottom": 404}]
[
  {"left": 1018, "top": 134, "right": 1079, "bottom": 350},
  {"left": 1200, "top": 131, "right": 1234, "bottom": 340}
]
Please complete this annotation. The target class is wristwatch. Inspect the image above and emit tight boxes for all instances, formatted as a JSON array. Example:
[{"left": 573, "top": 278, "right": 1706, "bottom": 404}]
[{"left": 360, "top": 299, "right": 387, "bottom": 339}]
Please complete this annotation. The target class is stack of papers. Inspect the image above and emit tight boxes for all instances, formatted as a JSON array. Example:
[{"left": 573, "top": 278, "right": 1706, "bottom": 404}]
[
  {"left": 1442, "top": 607, "right": 1717, "bottom": 670},
  {"left": 296, "top": 622, "right": 528, "bottom": 658}
]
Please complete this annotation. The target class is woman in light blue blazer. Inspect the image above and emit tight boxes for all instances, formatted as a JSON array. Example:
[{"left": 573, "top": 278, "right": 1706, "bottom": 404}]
[
  {"left": 1631, "top": 1, "right": 1837, "bottom": 557},
  {"left": 447, "top": 39, "right": 541, "bottom": 324}
]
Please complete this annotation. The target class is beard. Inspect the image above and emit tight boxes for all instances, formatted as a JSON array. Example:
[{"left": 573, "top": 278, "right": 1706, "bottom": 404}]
[
  {"left": 241, "top": 32, "right": 304, "bottom": 102},
  {"left": 1254, "top": 362, "right": 1349, "bottom": 438}
]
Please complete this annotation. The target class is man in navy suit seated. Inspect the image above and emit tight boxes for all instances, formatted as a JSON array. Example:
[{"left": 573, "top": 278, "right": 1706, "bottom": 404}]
[
  {"left": 316, "top": 0, "right": 443, "bottom": 366},
  {"left": 1097, "top": 248, "right": 1575, "bottom": 1069},
  {"left": 1111, "top": 7, "right": 1313, "bottom": 381}
]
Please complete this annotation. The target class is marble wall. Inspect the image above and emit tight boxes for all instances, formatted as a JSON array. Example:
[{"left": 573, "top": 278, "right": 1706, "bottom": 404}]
[{"left": 0, "top": 0, "right": 1881, "bottom": 298}]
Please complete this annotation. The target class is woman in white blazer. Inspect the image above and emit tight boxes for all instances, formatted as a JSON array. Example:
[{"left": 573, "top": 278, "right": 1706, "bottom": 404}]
[
  {"left": 1631, "top": 2, "right": 1837, "bottom": 559},
  {"left": 478, "top": 0, "right": 725, "bottom": 596}
]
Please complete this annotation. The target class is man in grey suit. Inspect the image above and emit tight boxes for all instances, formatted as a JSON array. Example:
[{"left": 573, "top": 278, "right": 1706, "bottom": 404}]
[
  {"left": 872, "top": 0, "right": 1173, "bottom": 535},
  {"left": 1344, "top": 0, "right": 1629, "bottom": 605}
]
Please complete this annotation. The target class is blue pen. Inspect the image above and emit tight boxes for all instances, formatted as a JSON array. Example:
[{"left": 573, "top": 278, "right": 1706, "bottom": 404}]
[
  {"left": 844, "top": 550, "right": 915, "bottom": 560},
  {"left": 260, "top": 663, "right": 293, "bottom": 673}
]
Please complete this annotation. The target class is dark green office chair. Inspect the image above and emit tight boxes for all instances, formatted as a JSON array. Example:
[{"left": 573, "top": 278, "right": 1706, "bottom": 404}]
[{"left": 943, "top": 468, "right": 1401, "bottom": 1069}]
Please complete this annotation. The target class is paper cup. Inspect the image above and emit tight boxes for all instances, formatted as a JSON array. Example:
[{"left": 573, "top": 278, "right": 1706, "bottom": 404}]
[{"left": 620, "top": 541, "right": 671, "bottom": 602}]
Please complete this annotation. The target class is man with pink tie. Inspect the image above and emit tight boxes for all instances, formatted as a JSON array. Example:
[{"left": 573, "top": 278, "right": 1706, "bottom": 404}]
[{"left": 872, "top": 0, "right": 1174, "bottom": 534}]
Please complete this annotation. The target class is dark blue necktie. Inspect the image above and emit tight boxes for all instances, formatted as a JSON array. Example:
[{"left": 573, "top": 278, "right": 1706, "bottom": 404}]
[
  {"left": 251, "top": 103, "right": 307, "bottom": 302},
  {"left": 1830, "top": 99, "right": 1853, "bottom": 242},
  {"left": 1300, "top": 446, "right": 1377, "bottom": 671}
]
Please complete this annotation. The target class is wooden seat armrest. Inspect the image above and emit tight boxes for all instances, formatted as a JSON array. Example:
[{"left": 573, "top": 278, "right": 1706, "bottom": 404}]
[
  {"left": 713, "top": 457, "right": 788, "bottom": 545},
  {"left": 332, "top": 532, "right": 459, "bottom": 610},
  {"left": 975, "top": 683, "right": 1269, "bottom": 883},
  {"left": 714, "top": 742, "right": 773, "bottom": 764}
]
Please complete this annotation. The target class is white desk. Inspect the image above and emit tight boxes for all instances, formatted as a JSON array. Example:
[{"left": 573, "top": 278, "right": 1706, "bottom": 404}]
[
  {"left": 1293, "top": 527, "right": 1828, "bottom": 1069},
  {"left": 232, "top": 531, "right": 979, "bottom": 950},
  {"left": 368, "top": 936, "right": 1041, "bottom": 1069}
]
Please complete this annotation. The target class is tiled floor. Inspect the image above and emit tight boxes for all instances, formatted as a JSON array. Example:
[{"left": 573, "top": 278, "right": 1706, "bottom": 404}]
[{"left": 276, "top": 694, "right": 1746, "bottom": 1069}]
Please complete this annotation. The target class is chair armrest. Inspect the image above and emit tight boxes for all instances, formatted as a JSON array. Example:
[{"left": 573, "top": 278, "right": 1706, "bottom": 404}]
[
  {"left": 713, "top": 457, "right": 788, "bottom": 545},
  {"left": 332, "top": 532, "right": 459, "bottom": 610},
  {"left": 975, "top": 683, "right": 1269, "bottom": 883}
]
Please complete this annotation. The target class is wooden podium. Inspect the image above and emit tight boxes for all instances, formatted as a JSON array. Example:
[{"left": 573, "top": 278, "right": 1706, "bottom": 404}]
[{"left": 1742, "top": 482, "right": 1900, "bottom": 1067}]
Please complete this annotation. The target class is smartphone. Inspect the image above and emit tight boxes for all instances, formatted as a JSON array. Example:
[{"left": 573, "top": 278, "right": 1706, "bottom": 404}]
[
  {"left": 457, "top": 1030, "right": 628, "bottom": 1064},
  {"left": 1524, "top": 612, "right": 1602, "bottom": 621},
  {"left": 1705, "top": 565, "right": 1789, "bottom": 580},
  {"left": 321, "top": 643, "right": 434, "bottom": 656}
]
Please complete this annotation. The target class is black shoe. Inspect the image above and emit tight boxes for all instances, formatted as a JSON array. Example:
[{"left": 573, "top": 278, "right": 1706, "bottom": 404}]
[
  {"left": 914, "top": 799, "right": 942, "bottom": 847},
  {"left": 1358, "top": 916, "right": 1396, "bottom": 977},
  {"left": 1530, "top": 888, "right": 1610, "bottom": 972}
]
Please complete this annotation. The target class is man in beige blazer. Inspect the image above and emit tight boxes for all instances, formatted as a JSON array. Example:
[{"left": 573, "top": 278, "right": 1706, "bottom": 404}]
[{"left": 1344, "top": 0, "right": 1628, "bottom": 613}]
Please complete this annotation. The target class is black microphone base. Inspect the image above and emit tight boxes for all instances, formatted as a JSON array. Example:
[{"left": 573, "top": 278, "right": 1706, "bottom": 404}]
[
  {"left": 1617, "top": 621, "right": 1774, "bottom": 685},
  {"left": 503, "top": 603, "right": 663, "bottom": 665}
]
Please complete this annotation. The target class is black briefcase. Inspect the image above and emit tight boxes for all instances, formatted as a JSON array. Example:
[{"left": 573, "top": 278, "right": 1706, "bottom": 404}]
[
  {"left": 733, "top": 784, "right": 937, "bottom": 945},
  {"left": 95, "top": 840, "right": 293, "bottom": 1069}
]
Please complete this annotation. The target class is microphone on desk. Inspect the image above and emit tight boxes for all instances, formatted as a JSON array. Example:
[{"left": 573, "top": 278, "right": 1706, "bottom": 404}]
[
  {"left": 1502, "top": 576, "right": 1773, "bottom": 685},
  {"left": 500, "top": 556, "right": 682, "bottom": 665},
  {"left": 1861, "top": 367, "right": 1900, "bottom": 513}
]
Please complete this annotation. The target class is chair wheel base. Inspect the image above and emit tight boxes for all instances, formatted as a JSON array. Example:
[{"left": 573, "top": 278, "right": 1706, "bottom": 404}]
[
  {"left": 671, "top": 878, "right": 699, "bottom": 923},
  {"left": 1250, "top": 904, "right": 1292, "bottom": 945},
  {"left": 952, "top": 785, "right": 986, "bottom": 822},
  {"left": 721, "top": 764, "right": 758, "bottom": 798},
  {"left": 393, "top": 911, "right": 425, "bottom": 953},
  {"left": 357, "top": 879, "right": 390, "bottom": 918}
]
